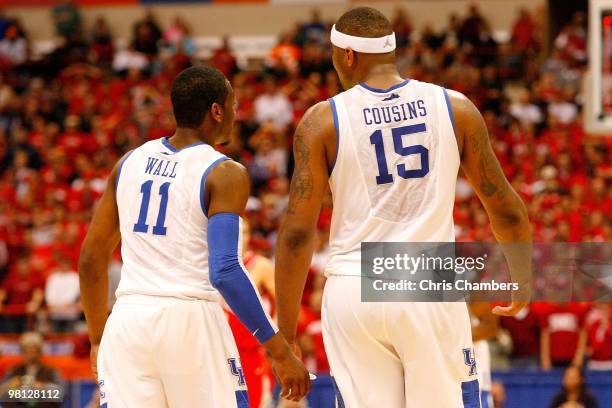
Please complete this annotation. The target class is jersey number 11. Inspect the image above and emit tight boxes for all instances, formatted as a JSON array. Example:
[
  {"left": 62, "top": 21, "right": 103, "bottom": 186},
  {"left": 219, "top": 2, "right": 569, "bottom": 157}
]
[{"left": 133, "top": 180, "right": 171, "bottom": 236}]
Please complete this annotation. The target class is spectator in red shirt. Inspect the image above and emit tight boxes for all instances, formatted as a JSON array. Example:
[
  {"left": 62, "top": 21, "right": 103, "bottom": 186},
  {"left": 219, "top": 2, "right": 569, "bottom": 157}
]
[
  {"left": 540, "top": 302, "right": 589, "bottom": 369},
  {"left": 210, "top": 37, "right": 238, "bottom": 80},
  {"left": 499, "top": 304, "right": 541, "bottom": 368},
  {"left": 585, "top": 302, "right": 612, "bottom": 370},
  {"left": 511, "top": 8, "right": 537, "bottom": 52},
  {"left": 0, "top": 257, "right": 44, "bottom": 333},
  {"left": 90, "top": 17, "right": 114, "bottom": 66}
]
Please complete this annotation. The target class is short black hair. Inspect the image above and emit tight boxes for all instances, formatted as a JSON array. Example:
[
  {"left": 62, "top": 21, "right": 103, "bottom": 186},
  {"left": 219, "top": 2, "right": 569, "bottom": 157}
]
[
  {"left": 171, "top": 65, "right": 228, "bottom": 129},
  {"left": 335, "top": 7, "right": 392, "bottom": 38}
]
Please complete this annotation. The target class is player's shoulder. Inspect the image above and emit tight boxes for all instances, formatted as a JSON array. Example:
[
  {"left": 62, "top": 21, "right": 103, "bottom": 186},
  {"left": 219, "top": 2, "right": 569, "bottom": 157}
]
[
  {"left": 444, "top": 88, "right": 482, "bottom": 137},
  {"left": 214, "top": 158, "right": 247, "bottom": 174},
  {"left": 208, "top": 159, "right": 249, "bottom": 186},
  {"left": 118, "top": 139, "right": 163, "bottom": 166},
  {"left": 303, "top": 99, "right": 334, "bottom": 121},
  {"left": 205, "top": 158, "right": 250, "bottom": 214},
  {"left": 136, "top": 138, "right": 164, "bottom": 152},
  {"left": 444, "top": 88, "right": 477, "bottom": 116},
  {"left": 407, "top": 78, "right": 459, "bottom": 99},
  {"left": 298, "top": 100, "right": 335, "bottom": 138}
]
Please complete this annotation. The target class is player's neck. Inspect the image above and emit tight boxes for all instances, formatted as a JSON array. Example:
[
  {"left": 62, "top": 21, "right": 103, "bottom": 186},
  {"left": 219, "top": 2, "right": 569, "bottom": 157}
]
[
  {"left": 358, "top": 63, "right": 404, "bottom": 90},
  {"left": 168, "top": 128, "right": 214, "bottom": 149}
]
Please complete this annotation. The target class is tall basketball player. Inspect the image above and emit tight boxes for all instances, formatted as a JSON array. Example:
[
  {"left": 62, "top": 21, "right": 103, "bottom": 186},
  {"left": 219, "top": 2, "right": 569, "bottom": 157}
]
[
  {"left": 79, "top": 66, "right": 310, "bottom": 407},
  {"left": 275, "top": 7, "right": 532, "bottom": 407}
]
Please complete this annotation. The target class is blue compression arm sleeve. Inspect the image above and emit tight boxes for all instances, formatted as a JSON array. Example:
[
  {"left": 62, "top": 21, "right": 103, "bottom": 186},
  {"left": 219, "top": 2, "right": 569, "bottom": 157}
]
[{"left": 208, "top": 212, "right": 278, "bottom": 344}]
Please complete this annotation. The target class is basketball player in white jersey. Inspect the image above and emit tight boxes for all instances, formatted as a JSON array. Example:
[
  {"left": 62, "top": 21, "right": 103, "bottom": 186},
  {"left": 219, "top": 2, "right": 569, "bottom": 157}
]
[
  {"left": 275, "top": 7, "right": 532, "bottom": 407},
  {"left": 79, "top": 66, "right": 310, "bottom": 407},
  {"left": 469, "top": 302, "right": 499, "bottom": 408}
]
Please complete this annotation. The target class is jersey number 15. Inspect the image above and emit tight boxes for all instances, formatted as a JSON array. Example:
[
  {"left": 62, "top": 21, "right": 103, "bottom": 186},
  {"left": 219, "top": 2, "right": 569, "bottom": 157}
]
[{"left": 369, "top": 123, "right": 429, "bottom": 185}]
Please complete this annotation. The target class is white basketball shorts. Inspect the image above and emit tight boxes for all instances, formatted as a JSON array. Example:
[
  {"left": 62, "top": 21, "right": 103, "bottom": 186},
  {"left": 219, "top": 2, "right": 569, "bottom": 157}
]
[
  {"left": 97, "top": 295, "right": 248, "bottom": 408},
  {"left": 322, "top": 276, "right": 480, "bottom": 408}
]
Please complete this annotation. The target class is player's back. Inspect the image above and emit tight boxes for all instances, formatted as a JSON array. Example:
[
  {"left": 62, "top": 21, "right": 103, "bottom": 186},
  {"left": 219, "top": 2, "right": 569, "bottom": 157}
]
[
  {"left": 115, "top": 137, "right": 227, "bottom": 300},
  {"left": 327, "top": 79, "right": 459, "bottom": 276}
]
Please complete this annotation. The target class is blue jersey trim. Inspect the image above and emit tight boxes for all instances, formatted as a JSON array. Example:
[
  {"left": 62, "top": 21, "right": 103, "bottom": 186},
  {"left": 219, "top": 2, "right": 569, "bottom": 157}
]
[
  {"left": 461, "top": 379, "right": 481, "bottom": 408},
  {"left": 328, "top": 97, "right": 340, "bottom": 174},
  {"left": 235, "top": 390, "right": 249, "bottom": 408},
  {"left": 162, "top": 137, "right": 205, "bottom": 153},
  {"left": 481, "top": 390, "right": 490, "bottom": 408},
  {"left": 443, "top": 88, "right": 456, "bottom": 133},
  {"left": 358, "top": 78, "right": 411, "bottom": 94},
  {"left": 162, "top": 137, "right": 179, "bottom": 152},
  {"left": 199, "top": 157, "right": 229, "bottom": 217},
  {"left": 331, "top": 376, "right": 346, "bottom": 408},
  {"left": 115, "top": 150, "right": 134, "bottom": 189}
]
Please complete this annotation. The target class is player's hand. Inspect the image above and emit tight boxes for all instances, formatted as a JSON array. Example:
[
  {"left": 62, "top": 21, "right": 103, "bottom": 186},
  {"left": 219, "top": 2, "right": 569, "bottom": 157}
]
[
  {"left": 271, "top": 351, "right": 311, "bottom": 402},
  {"left": 492, "top": 301, "right": 529, "bottom": 316},
  {"left": 492, "top": 282, "right": 530, "bottom": 317},
  {"left": 90, "top": 343, "right": 99, "bottom": 383},
  {"left": 264, "top": 333, "right": 311, "bottom": 402}
]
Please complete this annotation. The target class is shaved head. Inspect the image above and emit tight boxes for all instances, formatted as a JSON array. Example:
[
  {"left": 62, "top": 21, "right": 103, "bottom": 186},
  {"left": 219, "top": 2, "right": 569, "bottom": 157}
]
[{"left": 335, "top": 7, "right": 393, "bottom": 38}]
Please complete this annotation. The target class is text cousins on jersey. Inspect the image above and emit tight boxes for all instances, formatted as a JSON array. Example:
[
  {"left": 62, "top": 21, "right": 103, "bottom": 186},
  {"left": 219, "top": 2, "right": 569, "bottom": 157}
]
[
  {"left": 145, "top": 157, "right": 178, "bottom": 178},
  {"left": 363, "top": 98, "right": 427, "bottom": 126}
]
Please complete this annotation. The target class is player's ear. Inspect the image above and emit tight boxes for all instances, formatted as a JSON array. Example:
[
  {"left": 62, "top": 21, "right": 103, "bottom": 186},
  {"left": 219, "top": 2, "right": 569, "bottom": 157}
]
[
  {"left": 211, "top": 102, "right": 223, "bottom": 123},
  {"left": 345, "top": 48, "right": 355, "bottom": 68}
]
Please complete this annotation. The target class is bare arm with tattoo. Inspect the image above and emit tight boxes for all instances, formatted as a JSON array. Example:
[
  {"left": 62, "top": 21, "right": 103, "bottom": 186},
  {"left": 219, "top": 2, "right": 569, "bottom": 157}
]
[
  {"left": 275, "top": 101, "right": 336, "bottom": 343},
  {"left": 449, "top": 90, "right": 532, "bottom": 316}
]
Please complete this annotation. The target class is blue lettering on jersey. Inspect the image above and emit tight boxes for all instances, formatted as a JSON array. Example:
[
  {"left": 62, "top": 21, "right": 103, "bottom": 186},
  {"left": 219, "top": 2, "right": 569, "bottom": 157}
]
[
  {"left": 391, "top": 105, "right": 402, "bottom": 122},
  {"left": 161, "top": 160, "right": 170, "bottom": 177},
  {"left": 98, "top": 379, "right": 106, "bottom": 400},
  {"left": 145, "top": 157, "right": 158, "bottom": 173},
  {"left": 463, "top": 348, "right": 478, "bottom": 376},
  {"left": 228, "top": 358, "right": 246, "bottom": 386},
  {"left": 381, "top": 106, "right": 391, "bottom": 122},
  {"left": 144, "top": 157, "right": 177, "bottom": 178},
  {"left": 406, "top": 101, "right": 418, "bottom": 119},
  {"left": 168, "top": 162, "right": 177, "bottom": 178},
  {"left": 417, "top": 99, "right": 427, "bottom": 116},
  {"left": 362, "top": 99, "right": 427, "bottom": 125},
  {"left": 153, "top": 160, "right": 163, "bottom": 175}
]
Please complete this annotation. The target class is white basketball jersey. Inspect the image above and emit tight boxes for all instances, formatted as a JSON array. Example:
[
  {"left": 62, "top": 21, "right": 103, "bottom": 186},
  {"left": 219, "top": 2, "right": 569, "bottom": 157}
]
[
  {"left": 326, "top": 79, "right": 459, "bottom": 276},
  {"left": 115, "top": 137, "right": 227, "bottom": 300}
]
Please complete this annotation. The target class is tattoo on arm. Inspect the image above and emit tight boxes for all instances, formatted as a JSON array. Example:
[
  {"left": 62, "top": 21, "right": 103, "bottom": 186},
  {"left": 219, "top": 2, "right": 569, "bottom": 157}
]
[
  {"left": 479, "top": 151, "right": 501, "bottom": 197},
  {"left": 287, "top": 117, "right": 315, "bottom": 214},
  {"left": 467, "top": 110, "right": 510, "bottom": 200}
]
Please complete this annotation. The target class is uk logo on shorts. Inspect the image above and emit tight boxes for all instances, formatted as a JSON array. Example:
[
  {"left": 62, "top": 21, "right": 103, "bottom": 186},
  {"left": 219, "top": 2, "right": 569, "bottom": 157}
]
[
  {"left": 98, "top": 379, "right": 107, "bottom": 407},
  {"left": 228, "top": 358, "right": 246, "bottom": 387},
  {"left": 463, "top": 348, "right": 478, "bottom": 376}
]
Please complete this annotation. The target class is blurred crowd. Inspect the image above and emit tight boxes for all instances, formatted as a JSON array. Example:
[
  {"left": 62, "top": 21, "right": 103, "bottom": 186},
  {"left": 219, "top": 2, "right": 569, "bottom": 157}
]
[{"left": 0, "top": 0, "right": 610, "bottom": 394}]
